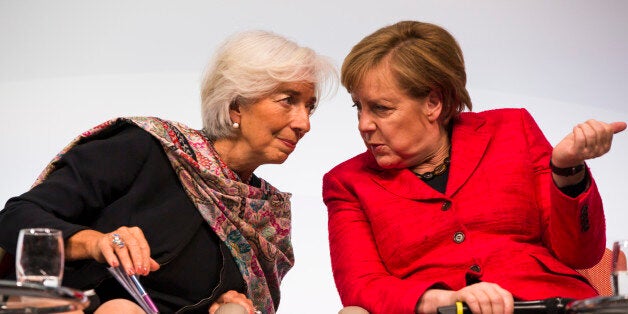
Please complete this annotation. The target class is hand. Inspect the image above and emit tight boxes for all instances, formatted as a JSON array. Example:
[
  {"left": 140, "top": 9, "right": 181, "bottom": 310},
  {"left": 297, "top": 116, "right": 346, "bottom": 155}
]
[
  {"left": 552, "top": 120, "right": 626, "bottom": 168},
  {"left": 209, "top": 290, "right": 257, "bottom": 314},
  {"left": 451, "top": 283, "right": 514, "bottom": 314},
  {"left": 417, "top": 283, "right": 513, "bottom": 314},
  {"left": 66, "top": 226, "right": 160, "bottom": 276},
  {"left": 100, "top": 226, "right": 160, "bottom": 276}
]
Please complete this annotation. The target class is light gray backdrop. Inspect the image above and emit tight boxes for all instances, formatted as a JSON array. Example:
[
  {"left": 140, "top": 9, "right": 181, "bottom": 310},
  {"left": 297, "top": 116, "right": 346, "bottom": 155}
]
[{"left": 1, "top": 1, "right": 627, "bottom": 313}]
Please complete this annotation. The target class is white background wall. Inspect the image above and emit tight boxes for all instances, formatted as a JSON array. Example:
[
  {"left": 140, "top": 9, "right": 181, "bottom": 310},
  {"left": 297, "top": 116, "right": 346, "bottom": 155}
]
[{"left": 1, "top": 1, "right": 627, "bottom": 312}]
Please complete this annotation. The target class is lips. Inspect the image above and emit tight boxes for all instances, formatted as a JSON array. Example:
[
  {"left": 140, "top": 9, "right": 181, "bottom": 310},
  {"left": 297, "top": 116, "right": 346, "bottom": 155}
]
[
  {"left": 279, "top": 138, "right": 297, "bottom": 150},
  {"left": 368, "top": 143, "right": 385, "bottom": 154}
]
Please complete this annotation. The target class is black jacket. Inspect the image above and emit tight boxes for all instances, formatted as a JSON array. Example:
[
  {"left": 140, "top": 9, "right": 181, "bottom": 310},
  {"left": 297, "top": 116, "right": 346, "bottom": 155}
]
[{"left": 0, "top": 125, "right": 246, "bottom": 313}]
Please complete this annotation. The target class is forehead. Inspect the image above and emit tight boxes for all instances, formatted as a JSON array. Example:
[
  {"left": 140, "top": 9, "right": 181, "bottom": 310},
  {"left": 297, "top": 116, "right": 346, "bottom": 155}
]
[
  {"left": 352, "top": 66, "right": 400, "bottom": 99},
  {"left": 274, "top": 81, "right": 316, "bottom": 96}
]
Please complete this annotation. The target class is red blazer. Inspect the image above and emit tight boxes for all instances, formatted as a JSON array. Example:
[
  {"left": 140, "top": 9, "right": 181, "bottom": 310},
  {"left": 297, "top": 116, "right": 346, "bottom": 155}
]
[{"left": 323, "top": 108, "right": 605, "bottom": 314}]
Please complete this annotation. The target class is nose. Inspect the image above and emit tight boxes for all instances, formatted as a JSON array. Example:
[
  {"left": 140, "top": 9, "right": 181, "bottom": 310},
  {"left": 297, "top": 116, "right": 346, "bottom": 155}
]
[
  {"left": 292, "top": 105, "right": 311, "bottom": 139},
  {"left": 357, "top": 111, "right": 375, "bottom": 133}
]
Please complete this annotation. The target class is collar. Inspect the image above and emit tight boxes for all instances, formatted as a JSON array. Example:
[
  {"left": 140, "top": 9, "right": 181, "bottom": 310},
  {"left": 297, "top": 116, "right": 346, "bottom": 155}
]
[{"left": 365, "top": 112, "right": 493, "bottom": 199}]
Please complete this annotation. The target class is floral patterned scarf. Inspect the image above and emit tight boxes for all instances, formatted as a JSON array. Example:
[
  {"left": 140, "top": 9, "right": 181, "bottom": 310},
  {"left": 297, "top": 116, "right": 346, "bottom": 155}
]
[{"left": 35, "top": 117, "right": 294, "bottom": 314}]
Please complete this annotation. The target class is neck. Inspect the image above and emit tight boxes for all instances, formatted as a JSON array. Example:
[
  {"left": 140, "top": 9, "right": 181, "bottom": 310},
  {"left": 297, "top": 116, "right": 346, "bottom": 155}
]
[
  {"left": 212, "top": 138, "right": 256, "bottom": 182},
  {"left": 411, "top": 134, "right": 451, "bottom": 174}
]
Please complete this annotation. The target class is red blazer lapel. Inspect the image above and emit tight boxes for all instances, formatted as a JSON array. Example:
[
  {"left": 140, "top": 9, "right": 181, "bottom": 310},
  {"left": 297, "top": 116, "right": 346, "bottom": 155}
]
[
  {"left": 363, "top": 149, "right": 447, "bottom": 201},
  {"left": 358, "top": 113, "right": 493, "bottom": 200},
  {"left": 447, "top": 113, "right": 493, "bottom": 196}
]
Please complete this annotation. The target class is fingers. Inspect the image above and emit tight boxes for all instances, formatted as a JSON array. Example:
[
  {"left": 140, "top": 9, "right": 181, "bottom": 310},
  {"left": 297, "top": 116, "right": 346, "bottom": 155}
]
[
  {"left": 149, "top": 258, "right": 161, "bottom": 272},
  {"left": 99, "top": 234, "right": 121, "bottom": 268},
  {"left": 574, "top": 119, "right": 614, "bottom": 159},
  {"left": 455, "top": 282, "right": 513, "bottom": 314},
  {"left": 555, "top": 119, "right": 623, "bottom": 166},
  {"left": 611, "top": 121, "right": 627, "bottom": 134},
  {"left": 212, "top": 303, "right": 248, "bottom": 314},
  {"left": 101, "top": 226, "right": 156, "bottom": 276},
  {"left": 210, "top": 291, "right": 256, "bottom": 314},
  {"left": 209, "top": 302, "right": 220, "bottom": 314},
  {"left": 123, "top": 227, "right": 151, "bottom": 275}
]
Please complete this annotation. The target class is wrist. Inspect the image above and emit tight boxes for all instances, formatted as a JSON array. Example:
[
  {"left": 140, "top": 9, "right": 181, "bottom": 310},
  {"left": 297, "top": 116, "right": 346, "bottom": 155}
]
[
  {"left": 66, "top": 229, "right": 103, "bottom": 261},
  {"left": 416, "top": 289, "right": 454, "bottom": 314},
  {"left": 549, "top": 160, "right": 585, "bottom": 177}
]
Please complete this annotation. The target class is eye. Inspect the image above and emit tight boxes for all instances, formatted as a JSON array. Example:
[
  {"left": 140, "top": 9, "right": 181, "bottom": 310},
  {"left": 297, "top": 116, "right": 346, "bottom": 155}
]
[
  {"left": 306, "top": 102, "right": 317, "bottom": 115},
  {"left": 373, "top": 104, "right": 390, "bottom": 112},
  {"left": 352, "top": 100, "right": 362, "bottom": 110},
  {"left": 277, "top": 96, "right": 296, "bottom": 105}
]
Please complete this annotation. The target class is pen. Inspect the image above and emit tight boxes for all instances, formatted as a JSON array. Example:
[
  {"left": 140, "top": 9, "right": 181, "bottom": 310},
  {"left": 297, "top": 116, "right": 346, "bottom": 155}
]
[{"left": 130, "top": 274, "right": 160, "bottom": 314}]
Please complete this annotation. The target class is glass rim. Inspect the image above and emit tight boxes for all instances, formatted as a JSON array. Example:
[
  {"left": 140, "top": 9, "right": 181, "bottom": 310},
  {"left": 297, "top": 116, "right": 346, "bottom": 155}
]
[{"left": 19, "top": 228, "right": 62, "bottom": 235}]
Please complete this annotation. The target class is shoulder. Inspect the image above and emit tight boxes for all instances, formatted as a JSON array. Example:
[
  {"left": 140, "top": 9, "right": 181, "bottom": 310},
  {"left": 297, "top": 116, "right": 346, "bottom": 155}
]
[
  {"left": 36, "top": 121, "right": 172, "bottom": 194},
  {"left": 456, "top": 108, "right": 537, "bottom": 131},
  {"left": 66, "top": 121, "right": 164, "bottom": 166},
  {"left": 324, "top": 151, "right": 372, "bottom": 180},
  {"left": 84, "top": 122, "right": 157, "bottom": 147},
  {"left": 459, "top": 107, "right": 532, "bottom": 122},
  {"left": 108, "top": 123, "right": 156, "bottom": 144}
]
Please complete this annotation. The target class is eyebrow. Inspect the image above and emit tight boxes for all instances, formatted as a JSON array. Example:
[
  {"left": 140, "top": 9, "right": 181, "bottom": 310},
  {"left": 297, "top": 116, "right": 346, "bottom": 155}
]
[
  {"left": 279, "top": 89, "right": 317, "bottom": 103},
  {"left": 351, "top": 93, "right": 394, "bottom": 104}
]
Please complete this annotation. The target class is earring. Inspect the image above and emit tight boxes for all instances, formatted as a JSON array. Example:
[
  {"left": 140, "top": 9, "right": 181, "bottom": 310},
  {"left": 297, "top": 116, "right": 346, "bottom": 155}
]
[{"left": 232, "top": 122, "right": 240, "bottom": 129}]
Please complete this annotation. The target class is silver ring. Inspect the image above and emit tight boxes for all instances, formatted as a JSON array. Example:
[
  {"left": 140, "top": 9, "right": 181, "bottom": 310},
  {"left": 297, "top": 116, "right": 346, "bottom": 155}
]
[{"left": 112, "top": 233, "right": 125, "bottom": 249}]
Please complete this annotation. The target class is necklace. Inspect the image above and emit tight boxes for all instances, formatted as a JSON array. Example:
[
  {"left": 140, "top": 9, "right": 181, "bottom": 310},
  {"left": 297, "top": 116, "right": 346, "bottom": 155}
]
[{"left": 413, "top": 157, "right": 451, "bottom": 181}]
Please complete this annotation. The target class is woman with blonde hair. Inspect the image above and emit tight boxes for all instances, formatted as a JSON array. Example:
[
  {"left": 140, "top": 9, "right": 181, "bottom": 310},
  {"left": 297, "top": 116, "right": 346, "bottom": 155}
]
[{"left": 324, "top": 20, "right": 625, "bottom": 314}]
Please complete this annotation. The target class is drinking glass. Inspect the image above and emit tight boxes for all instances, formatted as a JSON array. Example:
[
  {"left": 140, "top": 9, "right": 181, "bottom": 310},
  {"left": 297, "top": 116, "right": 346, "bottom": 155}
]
[
  {"left": 15, "top": 228, "right": 64, "bottom": 287},
  {"left": 612, "top": 240, "right": 628, "bottom": 295}
]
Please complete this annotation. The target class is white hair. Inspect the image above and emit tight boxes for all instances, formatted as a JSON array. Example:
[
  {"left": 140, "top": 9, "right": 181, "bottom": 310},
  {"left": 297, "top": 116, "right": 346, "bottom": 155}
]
[{"left": 200, "top": 30, "right": 337, "bottom": 140}]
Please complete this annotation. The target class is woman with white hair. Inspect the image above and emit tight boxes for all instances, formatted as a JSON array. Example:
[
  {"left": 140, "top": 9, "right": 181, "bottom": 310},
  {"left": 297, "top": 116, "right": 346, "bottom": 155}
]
[{"left": 0, "top": 30, "right": 336, "bottom": 314}]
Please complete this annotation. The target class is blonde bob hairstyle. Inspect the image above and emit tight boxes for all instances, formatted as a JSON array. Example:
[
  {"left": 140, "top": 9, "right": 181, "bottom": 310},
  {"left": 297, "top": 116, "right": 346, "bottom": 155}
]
[
  {"left": 341, "top": 20, "right": 472, "bottom": 125},
  {"left": 201, "top": 30, "right": 337, "bottom": 140}
]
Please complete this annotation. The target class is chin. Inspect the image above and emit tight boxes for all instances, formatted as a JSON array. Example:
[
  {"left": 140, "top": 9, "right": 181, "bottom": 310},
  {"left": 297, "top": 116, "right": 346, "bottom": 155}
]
[
  {"left": 374, "top": 158, "right": 399, "bottom": 169},
  {"left": 377, "top": 159, "right": 395, "bottom": 169},
  {"left": 268, "top": 154, "right": 290, "bottom": 165}
]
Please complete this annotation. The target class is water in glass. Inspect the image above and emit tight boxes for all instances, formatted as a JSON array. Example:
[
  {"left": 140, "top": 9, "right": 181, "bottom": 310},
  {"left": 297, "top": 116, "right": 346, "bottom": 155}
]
[{"left": 15, "top": 228, "right": 64, "bottom": 287}]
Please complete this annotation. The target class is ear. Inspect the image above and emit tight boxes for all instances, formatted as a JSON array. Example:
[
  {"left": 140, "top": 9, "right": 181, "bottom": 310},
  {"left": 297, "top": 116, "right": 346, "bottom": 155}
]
[
  {"left": 229, "top": 100, "right": 241, "bottom": 124},
  {"left": 425, "top": 90, "right": 443, "bottom": 123}
]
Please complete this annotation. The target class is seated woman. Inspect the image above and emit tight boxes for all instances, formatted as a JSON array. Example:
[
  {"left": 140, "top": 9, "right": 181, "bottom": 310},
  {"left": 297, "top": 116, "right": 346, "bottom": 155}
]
[
  {"left": 323, "top": 20, "right": 625, "bottom": 314},
  {"left": 0, "top": 30, "right": 336, "bottom": 314}
]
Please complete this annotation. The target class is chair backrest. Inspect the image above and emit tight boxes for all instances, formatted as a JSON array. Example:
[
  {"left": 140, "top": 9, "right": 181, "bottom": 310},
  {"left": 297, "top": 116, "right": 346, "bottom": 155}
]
[{"left": 576, "top": 248, "right": 626, "bottom": 296}]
